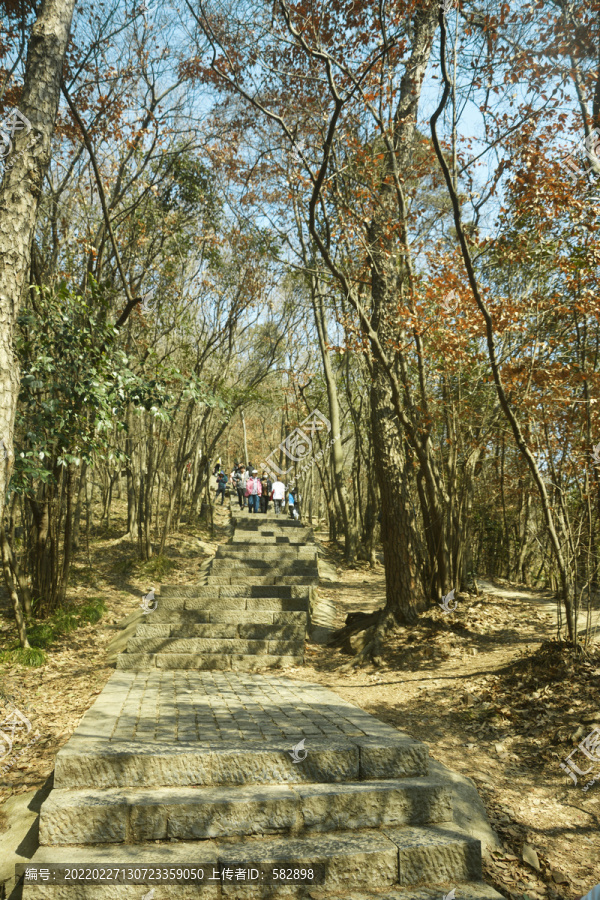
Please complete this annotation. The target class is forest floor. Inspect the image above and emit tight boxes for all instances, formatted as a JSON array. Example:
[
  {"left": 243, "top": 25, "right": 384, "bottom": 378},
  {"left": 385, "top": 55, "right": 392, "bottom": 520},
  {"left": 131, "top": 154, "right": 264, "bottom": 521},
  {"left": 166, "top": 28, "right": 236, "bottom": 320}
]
[
  {"left": 299, "top": 546, "right": 600, "bottom": 900},
  {"left": 0, "top": 499, "right": 599, "bottom": 900}
]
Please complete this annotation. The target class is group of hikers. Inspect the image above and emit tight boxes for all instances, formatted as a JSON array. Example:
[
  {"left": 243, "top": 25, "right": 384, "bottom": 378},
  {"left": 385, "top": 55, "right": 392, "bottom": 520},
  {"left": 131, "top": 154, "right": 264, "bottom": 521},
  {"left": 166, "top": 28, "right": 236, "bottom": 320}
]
[{"left": 213, "top": 461, "right": 300, "bottom": 518}]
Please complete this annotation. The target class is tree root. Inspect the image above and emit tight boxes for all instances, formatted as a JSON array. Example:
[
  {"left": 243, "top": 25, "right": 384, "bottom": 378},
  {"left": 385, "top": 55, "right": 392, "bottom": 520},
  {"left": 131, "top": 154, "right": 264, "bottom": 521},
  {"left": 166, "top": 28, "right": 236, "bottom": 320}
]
[
  {"left": 329, "top": 608, "right": 399, "bottom": 669},
  {"left": 327, "top": 609, "right": 382, "bottom": 649}
]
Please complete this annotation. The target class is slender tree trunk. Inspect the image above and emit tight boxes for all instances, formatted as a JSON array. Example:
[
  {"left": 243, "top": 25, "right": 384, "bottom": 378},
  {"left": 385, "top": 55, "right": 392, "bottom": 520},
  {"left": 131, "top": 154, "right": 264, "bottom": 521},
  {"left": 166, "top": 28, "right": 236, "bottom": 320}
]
[
  {"left": 311, "top": 283, "right": 358, "bottom": 561},
  {"left": 72, "top": 461, "right": 87, "bottom": 551},
  {"left": 431, "top": 8, "right": 576, "bottom": 641},
  {"left": 57, "top": 463, "right": 75, "bottom": 606},
  {"left": 189, "top": 453, "right": 208, "bottom": 519},
  {"left": 1, "top": 526, "right": 29, "bottom": 648},
  {"left": 515, "top": 491, "right": 532, "bottom": 582},
  {"left": 241, "top": 409, "right": 249, "bottom": 465},
  {"left": 85, "top": 468, "right": 92, "bottom": 551},
  {"left": 125, "top": 403, "right": 137, "bottom": 538}
]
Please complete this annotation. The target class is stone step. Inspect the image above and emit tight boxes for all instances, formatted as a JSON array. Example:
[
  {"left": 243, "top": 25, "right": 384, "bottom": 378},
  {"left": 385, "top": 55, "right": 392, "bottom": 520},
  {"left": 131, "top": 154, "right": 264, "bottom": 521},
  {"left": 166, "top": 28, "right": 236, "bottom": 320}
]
[
  {"left": 215, "top": 546, "right": 318, "bottom": 559},
  {"left": 40, "top": 511, "right": 502, "bottom": 900},
  {"left": 39, "top": 779, "right": 453, "bottom": 845},
  {"left": 24, "top": 826, "right": 486, "bottom": 897},
  {"left": 160, "top": 585, "right": 312, "bottom": 599},
  {"left": 231, "top": 535, "right": 309, "bottom": 545},
  {"left": 116, "top": 652, "right": 305, "bottom": 671},
  {"left": 125, "top": 637, "right": 305, "bottom": 655},
  {"left": 347, "top": 887, "right": 505, "bottom": 900},
  {"left": 210, "top": 559, "right": 317, "bottom": 573},
  {"left": 231, "top": 532, "right": 310, "bottom": 541},
  {"left": 205, "top": 575, "right": 319, "bottom": 585},
  {"left": 135, "top": 623, "right": 307, "bottom": 641},
  {"left": 149, "top": 610, "right": 308, "bottom": 626},
  {"left": 54, "top": 735, "right": 428, "bottom": 789},
  {"left": 231, "top": 527, "right": 310, "bottom": 536},
  {"left": 231, "top": 521, "right": 307, "bottom": 529},
  {"left": 155, "top": 597, "right": 309, "bottom": 613},
  {"left": 216, "top": 825, "right": 481, "bottom": 892},
  {"left": 230, "top": 526, "right": 311, "bottom": 536},
  {"left": 231, "top": 517, "right": 308, "bottom": 528}
]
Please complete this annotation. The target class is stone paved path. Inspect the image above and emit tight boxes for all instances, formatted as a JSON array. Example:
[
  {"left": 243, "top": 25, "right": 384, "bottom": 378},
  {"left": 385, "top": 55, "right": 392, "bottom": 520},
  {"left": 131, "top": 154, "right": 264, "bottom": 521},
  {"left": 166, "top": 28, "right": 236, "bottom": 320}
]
[
  {"left": 83, "top": 671, "right": 404, "bottom": 744},
  {"left": 21, "top": 496, "right": 505, "bottom": 900}
]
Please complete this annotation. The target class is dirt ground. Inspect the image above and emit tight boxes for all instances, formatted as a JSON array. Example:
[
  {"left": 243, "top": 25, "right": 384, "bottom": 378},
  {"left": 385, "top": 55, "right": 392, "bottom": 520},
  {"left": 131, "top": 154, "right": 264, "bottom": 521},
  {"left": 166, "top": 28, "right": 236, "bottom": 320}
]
[
  {"left": 0, "top": 501, "right": 599, "bottom": 900},
  {"left": 295, "top": 552, "right": 600, "bottom": 900}
]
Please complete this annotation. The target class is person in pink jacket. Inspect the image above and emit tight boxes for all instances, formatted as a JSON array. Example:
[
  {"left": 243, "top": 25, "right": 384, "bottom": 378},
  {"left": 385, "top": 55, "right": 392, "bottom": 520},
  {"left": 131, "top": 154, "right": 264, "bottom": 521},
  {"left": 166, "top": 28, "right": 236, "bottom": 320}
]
[{"left": 244, "top": 469, "right": 262, "bottom": 513}]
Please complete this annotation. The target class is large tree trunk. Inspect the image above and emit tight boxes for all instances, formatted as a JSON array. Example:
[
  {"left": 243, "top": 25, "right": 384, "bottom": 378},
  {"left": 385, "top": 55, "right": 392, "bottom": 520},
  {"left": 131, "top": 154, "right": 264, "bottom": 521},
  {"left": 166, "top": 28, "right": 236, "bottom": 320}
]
[
  {"left": 0, "top": 0, "right": 78, "bottom": 520},
  {"left": 371, "top": 373, "right": 426, "bottom": 624},
  {"left": 0, "top": 0, "right": 78, "bottom": 625},
  {"left": 363, "top": 4, "right": 438, "bottom": 630}
]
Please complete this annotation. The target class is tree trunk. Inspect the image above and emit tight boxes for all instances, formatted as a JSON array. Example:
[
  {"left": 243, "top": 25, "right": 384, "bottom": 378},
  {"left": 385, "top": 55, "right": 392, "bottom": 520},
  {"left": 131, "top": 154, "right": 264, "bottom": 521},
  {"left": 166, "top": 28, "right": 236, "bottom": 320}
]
[
  {"left": 363, "top": 5, "right": 438, "bottom": 629},
  {"left": 0, "top": 0, "right": 78, "bottom": 537},
  {"left": 125, "top": 404, "right": 137, "bottom": 538},
  {"left": 0, "top": 526, "right": 29, "bottom": 648},
  {"left": 311, "top": 282, "right": 358, "bottom": 561},
  {"left": 241, "top": 409, "right": 249, "bottom": 465},
  {"left": 57, "top": 463, "right": 75, "bottom": 606},
  {"left": 430, "top": 9, "right": 577, "bottom": 641},
  {"left": 189, "top": 452, "right": 208, "bottom": 520},
  {"left": 72, "top": 461, "right": 87, "bottom": 551},
  {"left": 370, "top": 351, "right": 426, "bottom": 625}
]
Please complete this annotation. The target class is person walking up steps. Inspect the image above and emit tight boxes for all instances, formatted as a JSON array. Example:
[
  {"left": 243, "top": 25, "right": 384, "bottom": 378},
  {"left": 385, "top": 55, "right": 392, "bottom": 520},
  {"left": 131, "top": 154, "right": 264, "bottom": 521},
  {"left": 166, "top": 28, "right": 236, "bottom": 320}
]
[
  {"left": 215, "top": 470, "right": 228, "bottom": 505},
  {"left": 260, "top": 471, "right": 272, "bottom": 514},
  {"left": 271, "top": 477, "right": 285, "bottom": 516},
  {"left": 234, "top": 465, "right": 247, "bottom": 509},
  {"left": 245, "top": 469, "right": 262, "bottom": 513},
  {"left": 287, "top": 486, "right": 296, "bottom": 519}
]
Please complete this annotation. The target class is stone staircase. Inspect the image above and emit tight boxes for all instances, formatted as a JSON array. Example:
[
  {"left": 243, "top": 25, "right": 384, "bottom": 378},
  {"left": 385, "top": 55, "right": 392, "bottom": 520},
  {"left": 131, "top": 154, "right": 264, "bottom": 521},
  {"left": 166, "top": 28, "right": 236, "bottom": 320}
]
[
  {"left": 22, "top": 501, "right": 505, "bottom": 900},
  {"left": 24, "top": 671, "right": 504, "bottom": 900},
  {"left": 116, "top": 504, "right": 318, "bottom": 672}
]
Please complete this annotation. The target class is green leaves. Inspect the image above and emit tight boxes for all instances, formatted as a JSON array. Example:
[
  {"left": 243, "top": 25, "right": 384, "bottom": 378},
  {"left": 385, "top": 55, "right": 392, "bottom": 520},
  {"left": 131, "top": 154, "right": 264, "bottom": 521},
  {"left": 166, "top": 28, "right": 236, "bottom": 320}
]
[
  {"left": 12, "top": 275, "right": 226, "bottom": 497},
  {"left": 14, "top": 279, "right": 133, "bottom": 492}
]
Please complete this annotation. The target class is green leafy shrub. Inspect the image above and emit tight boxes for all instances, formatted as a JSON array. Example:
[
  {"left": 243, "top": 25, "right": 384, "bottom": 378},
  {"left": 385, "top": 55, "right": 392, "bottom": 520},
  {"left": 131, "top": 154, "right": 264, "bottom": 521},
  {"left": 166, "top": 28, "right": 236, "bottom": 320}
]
[
  {"left": 51, "top": 609, "right": 79, "bottom": 635},
  {"left": 1, "top": 597, "right": 108, "bottom": 666},
  {"left": 139, "top": 555, "right": 176, "bottom": 579},
  {"left": 77, "top": 598, "right": 107, "bottom": 625},
  {"left": 0, "top": 647, "right": 47, "bottom": 667},
  {"left": 26, "top": 623, "right": 55, "bottom": 649}
]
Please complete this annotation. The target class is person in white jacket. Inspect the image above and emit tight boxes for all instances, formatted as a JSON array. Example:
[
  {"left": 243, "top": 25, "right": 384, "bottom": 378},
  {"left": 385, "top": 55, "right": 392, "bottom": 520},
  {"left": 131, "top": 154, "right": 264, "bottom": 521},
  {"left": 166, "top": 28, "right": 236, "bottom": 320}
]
[{"left": 271, "top": 479, "right": 285, "bottom": 516}]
